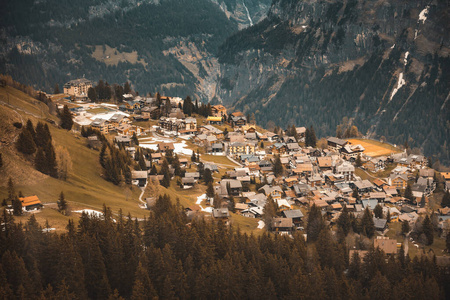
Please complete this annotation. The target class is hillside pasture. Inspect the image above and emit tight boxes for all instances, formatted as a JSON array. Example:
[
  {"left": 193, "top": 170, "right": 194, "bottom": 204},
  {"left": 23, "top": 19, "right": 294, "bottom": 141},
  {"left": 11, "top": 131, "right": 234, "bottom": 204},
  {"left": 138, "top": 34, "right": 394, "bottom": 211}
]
[{"left": 347, "top": 138, "right": 402, "bottom": 157}]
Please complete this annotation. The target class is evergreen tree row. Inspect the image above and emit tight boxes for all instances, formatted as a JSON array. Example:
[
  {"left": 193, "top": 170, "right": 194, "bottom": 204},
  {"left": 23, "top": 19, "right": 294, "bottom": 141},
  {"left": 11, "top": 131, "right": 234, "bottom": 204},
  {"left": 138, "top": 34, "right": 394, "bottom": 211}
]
[
  {"left": 1, "top": 195, "right": 449, "bottom": 299},
  {"left": 99, "top": 141, "right": 132, "bottom": 185},
  {"left": 16, "top": 119, "right": 58, "bottom": 178}
]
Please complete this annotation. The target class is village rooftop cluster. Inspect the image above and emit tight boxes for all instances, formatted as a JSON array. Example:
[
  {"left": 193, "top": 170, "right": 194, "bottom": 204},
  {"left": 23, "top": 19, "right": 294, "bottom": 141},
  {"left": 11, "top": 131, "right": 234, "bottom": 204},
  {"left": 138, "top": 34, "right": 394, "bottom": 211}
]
[{"left": 39, "top": 78, "right": 450, "bottom": 256}]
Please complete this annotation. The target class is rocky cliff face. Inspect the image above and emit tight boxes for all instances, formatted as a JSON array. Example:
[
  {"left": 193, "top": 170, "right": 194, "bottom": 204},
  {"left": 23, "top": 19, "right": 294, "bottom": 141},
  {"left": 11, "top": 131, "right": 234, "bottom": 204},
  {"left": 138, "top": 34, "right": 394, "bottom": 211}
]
[{"left": 216, "top": 0, "right": 449, "bottom": 163}]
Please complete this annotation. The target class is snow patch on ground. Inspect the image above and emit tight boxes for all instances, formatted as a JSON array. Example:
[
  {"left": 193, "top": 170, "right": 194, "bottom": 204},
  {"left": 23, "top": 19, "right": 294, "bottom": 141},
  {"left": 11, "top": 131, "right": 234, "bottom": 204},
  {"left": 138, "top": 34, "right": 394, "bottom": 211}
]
[
  {"left": 391, "top": 44, "right": 395, "bottom": 49},
  {"left": 42, "top": 228, "right": 56, "bottom": 233},
  {"left": 200, "top": 206, "right": 213, "bottom": 213},
  {"left": 140, "top": 140, "right": 193, "bottom": 155},
  {"left": 390, "top": 72, "right": 406, "bottom": 101},
  {"left": 418, "top": 6, "right": 429, "bottom": 24},
  {"left": 74, "top": 209, "right": 103, "bottom": 217},
  {"left": 414, "top": 29, "right": 418, "bottom": 40},
  {"left": 196, "top": 194, "right": 207, "bottom": 205},
  {"left": 404, "top": 51, "right": 409, "bottom": 65},
  {"left": 196, "top": 194, "right": 213, "bottom": 212},
  {"left": 257, "top": 220, "right": 265, "bottom": 229}
]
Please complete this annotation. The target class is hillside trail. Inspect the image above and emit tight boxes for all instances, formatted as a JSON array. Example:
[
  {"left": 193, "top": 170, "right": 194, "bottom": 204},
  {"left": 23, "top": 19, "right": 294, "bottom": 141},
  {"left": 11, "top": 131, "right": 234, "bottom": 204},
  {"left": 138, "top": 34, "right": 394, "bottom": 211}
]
[{"left": 138, "top": 181, "right": 148, "bottom": 209}]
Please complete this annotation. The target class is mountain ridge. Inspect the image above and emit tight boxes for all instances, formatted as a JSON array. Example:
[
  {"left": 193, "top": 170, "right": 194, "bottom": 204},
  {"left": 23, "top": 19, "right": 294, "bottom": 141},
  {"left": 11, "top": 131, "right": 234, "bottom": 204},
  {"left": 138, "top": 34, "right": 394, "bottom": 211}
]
[{"left": 215, "top": 0, "right": 449, "bottom": 164}]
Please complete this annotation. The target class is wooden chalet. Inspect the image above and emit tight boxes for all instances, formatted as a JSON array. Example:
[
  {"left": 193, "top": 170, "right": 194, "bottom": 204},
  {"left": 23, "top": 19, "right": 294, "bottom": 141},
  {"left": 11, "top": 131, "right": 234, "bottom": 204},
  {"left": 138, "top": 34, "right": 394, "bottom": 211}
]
[{"left": 19, "top": 195, "right": 42, "bottom": 211}]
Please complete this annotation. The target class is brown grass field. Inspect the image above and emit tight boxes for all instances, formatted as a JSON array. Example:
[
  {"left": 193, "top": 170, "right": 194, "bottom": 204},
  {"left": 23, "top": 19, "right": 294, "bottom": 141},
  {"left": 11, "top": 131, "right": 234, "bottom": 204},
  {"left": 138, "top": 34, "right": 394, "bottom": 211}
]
[{"left": 347, "top": 138, "right": 402, "bottom": 157}]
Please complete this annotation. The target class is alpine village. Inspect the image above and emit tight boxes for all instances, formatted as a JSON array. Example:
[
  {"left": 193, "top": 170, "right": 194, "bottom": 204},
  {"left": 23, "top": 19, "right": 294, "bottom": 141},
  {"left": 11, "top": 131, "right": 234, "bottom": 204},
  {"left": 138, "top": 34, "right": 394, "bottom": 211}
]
[{"left": 1, "top": 1, "right": 450, "bottom": 299}]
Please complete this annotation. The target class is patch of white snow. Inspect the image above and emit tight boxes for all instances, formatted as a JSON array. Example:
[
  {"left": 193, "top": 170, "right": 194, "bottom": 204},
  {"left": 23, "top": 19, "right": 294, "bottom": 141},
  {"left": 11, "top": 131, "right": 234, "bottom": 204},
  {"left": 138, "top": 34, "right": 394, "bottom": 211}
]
[
  {"left": 418, "top": 6, "right": 429, "bottom": 24},
  {"left": 390, "top": 72, "right": 406, "bottom": 102},
  {"left": 196, "top": 194, "right": 207, "bottom": 205},
  {"left": 391, "top": 44, "right": 395, "bottom": 49},
  {"left": 139, "top": 140, "right": 193, "bottom": 155},
  {"left": 404, "top": 51, "right": 409, "bottom": 65},
  {"left": 257, "top": 220, "right": 265, "bottom": 229},
  {"left": 242, "top": 1, "right": 253, "bottom": 26},
  {"left": 74, "top": 209, "right": 103, "bottom": 217},
  {"left": 200, "top": 206, "right": 213, "bottom": 213}
]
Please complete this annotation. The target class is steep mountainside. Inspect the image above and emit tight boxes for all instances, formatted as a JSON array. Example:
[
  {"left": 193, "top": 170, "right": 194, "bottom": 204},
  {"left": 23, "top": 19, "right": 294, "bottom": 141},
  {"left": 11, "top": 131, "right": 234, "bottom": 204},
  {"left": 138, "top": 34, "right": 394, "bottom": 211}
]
[
  {"left": 216, "top": 0, "right": 449, "bottom": 164},
  {"left": 0, "top": 0, "right": 270, "bottom": 99}
]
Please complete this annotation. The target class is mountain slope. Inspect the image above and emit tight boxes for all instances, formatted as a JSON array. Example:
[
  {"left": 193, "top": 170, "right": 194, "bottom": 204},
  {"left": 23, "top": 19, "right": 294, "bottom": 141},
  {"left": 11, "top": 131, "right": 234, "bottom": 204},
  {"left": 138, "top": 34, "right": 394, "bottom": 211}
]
[
  {"left": 0, "top": 0, "right": 270, "bottom": 100},
  {"left": 0, "top": 85, "right": 145, "bottom": 218},
  {"left": 216, "top": 0, "right": 450, "bottom": 164}
]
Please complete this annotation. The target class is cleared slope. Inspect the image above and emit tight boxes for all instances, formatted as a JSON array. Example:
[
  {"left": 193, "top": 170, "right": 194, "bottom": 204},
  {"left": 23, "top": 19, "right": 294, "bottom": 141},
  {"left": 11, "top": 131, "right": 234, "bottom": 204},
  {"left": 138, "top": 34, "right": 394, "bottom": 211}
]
[{"left": 0, "top": 86, "right": 147, "bottom": 221}]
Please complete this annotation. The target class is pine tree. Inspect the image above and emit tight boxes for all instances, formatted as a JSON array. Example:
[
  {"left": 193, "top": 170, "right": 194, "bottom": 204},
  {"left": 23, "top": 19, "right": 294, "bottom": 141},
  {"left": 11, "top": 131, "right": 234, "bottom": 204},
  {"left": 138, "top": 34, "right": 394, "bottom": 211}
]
[
  {"left": 337, "top": 204, "right": 351, "bottom": 236},
  {"left": 401, "top": 221, "right": 410, "bottom": 235},
  {"left": 25, "top": 119, "right": 35, "bottom": 137},
  {"left": 386, "top": 209, "right": 391, "bottom": 223},
  {"left": 150, "top": 164, "right": 157, "bottom": 175},
  {"left": 373, "top": 204, "right": 383, "bottom": 219},
  {"left": 57, "top": 192, "right": 67, "bottom": 215},
  {"left": 138, "top": 149, "right": 146, "bottom": 171},
  {"left": 34, "top": 122, "right": 52, "bottom": 148},
  {"left": 203, "top": 168, "right": 213, "bottom": 185},
  {"left": 263, "top": 195, "right": 278, "bottom": 231},
  {"left": 60, "top": 105, "right": 73, "bottom": 130},
  {"left": 35, "top": 147, "right": 47, "bottom": 174},
  {"left": 352, "top": 188, "right": 360, "bottom": 201},
  {"left": 172, "top": 154, "right": 182, "bottom": 177},
  {"left": 132, "top": 132, "right": 139, "bottom": 146},
  {"left": 124, "top": 166, "right": 132, "bottom": 185},
  {"left": 99, "top": 143, "right": 108, "bottom": 168},
  {"left": 306, "top": 204, "right": 324, "bottom": 242},
  {"left": 404, "top": 183, "right": 414, "bottom": 203},
  {"left": 45, "top": 142, "right": 58, "bottom": 178},
  {"left": 77, "top": 235, "right": 111, "bottom": 299},
  {"left": 441, "top": 190, "right": 450, "bottom": 208},
  {"left": 309, "top": 125, "right": 317, "bottom": 147},
  {"left": 13, "top": 197, "right": 22, "bottom": 216},
  {"left": 272, "top": 155, "right": 283, "bottom": 177},
  {"left": 105, "top": 157, "right": 121, "bottom": 185},
  {"left": 88, "top": 87, "right": 97, "bottom": 102},
  {"left": 7, "top": 177, "right": 15, "bottom": 201},
  {"left": 361, "top": 207, "right": 375, "bottom": 238},
  {"left": 16, "top": 128, "right": 36, "bottom": 154},
  {"left": 420, "top": 195, "right": 426, "bottom": 208},
  {"left": 355, "top": 154, "right": 362, "bottom": 167},
  {"left": 124, "top": 81, "right": 131, "bottom": 94},
  {"left": 206, "top": 182, "right": 215, "bottom": 199},
  {"left": 54, "top": 83, "right": 60, "bottom": 94},
  {"left": 228, "top": 195, "right": 236, "bottom": 213},
  {"left": 422, "top": 215, "right": 434, "bottom": 245},
  {"left": 191, "top": 150, "right": 196, "bottom": 162},
  {"left": 160, "top": 159, "right": 171, "bottom": 188},
  {"left": 348, "top": 252, "right": 361, "bottom": 280}
]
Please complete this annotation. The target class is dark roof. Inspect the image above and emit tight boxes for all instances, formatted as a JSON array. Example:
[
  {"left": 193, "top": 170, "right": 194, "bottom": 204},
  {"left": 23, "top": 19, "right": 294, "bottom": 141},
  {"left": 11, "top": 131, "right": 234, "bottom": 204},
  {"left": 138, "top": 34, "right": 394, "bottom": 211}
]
[
  {"left": 327, "top": 137, "right": 348, "bottom": 145},
  {"left": 373, "top": 218, "right": 387, "bottom": 229},
  {"left": 283, "top": 209, "right": 304, "bottom": 219}
]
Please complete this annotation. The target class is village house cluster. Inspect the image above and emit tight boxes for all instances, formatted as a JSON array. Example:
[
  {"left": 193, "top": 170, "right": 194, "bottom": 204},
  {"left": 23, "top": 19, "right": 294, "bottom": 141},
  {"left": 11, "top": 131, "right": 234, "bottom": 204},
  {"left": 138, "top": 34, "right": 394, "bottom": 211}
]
[{"left": 62, "top": 86, "right": 450, "bottom": 253}]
